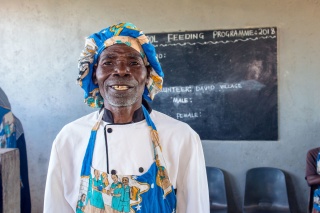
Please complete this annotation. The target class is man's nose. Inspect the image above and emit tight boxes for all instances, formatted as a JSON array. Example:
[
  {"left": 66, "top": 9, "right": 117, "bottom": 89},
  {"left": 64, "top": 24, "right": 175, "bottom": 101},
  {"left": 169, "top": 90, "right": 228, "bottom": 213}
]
[{"left": 114, "top": 61, "right": 129, "bottom": 76}]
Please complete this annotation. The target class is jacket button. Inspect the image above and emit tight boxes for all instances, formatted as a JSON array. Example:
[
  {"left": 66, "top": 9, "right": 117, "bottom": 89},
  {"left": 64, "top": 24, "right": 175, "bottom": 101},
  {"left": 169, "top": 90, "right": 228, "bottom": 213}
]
[
  {"left": 139, "top": 167, "right": 144, "bottom": 173},
  {"left": 107, "top": 128, "right": 112, "bottom": 133}
]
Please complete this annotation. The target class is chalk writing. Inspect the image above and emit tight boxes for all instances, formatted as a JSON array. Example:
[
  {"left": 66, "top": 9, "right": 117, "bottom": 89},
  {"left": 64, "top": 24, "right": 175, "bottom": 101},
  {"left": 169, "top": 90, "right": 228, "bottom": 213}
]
[
  {"left": 258, "top": 28, "right": 276, "bottom": 36},
  {"left": 212, "top": 28, "right": 276, "bottom": 39},
  {"left": 162, "top": 86, "right": 193, "bottom": 93},
  {"left": 156, "top": 53, "right": 166, "bottom": 59},
  {"left": 172, "top": 97, "right": 190, "bottom": 104},
  {"left": 219, "top": 83, "right": 242, "bottom": 89},
  {"left": 161, "top": 83, "right": 247, "bottom": 94},
  {"left": 148, "top": 35, "right": 158, "bottom": 44},
  {"left": 195, "top": 85, "right": 215, "bottom": 92},
  {"left": 176, "top": 112, "right": 200, "bottom": 120},
  {"left": 168, "top": 33, "right": 205, "bottom": 42}
]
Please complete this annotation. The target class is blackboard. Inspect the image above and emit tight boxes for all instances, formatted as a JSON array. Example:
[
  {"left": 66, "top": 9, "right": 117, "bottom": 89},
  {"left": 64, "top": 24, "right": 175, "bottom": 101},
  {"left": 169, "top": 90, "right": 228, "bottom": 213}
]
[{"left": 146, "top": 27, "right": 278, "bottom": 140}]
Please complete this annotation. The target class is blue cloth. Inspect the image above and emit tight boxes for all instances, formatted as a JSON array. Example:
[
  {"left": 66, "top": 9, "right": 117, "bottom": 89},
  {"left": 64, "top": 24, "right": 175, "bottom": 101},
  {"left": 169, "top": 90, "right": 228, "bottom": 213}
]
[
  {"left": 132, "top": 162, "right": 176, "bottom": 213},
  {"left": 77, "top": 22, "right": 164, "bottom": 108}
]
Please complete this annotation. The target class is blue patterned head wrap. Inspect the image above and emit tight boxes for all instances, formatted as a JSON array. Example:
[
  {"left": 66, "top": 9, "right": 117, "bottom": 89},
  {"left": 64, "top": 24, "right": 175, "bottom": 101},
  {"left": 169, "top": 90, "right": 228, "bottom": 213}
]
[{"left": 77, "top": 22, "right": 164, "bottom": 108}]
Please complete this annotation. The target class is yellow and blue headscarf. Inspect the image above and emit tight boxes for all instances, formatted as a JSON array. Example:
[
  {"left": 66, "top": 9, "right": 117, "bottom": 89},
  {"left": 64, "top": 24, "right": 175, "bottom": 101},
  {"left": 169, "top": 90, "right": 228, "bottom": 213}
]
[{"left": 77, "top": 22, "right": 164, "bottom": 108}]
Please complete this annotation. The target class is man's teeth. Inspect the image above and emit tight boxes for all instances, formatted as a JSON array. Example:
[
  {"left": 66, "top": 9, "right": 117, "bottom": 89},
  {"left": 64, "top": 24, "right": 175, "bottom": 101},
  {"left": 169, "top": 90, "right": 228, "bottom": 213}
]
[{"left": 112, "top": 85, "right": 129, "bottom": 90}]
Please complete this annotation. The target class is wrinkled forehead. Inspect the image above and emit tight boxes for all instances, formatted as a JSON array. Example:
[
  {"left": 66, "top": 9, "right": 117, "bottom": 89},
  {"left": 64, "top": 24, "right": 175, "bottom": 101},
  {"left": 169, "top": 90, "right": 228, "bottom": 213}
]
[{"left": 98, "top": 44, "right": 143, "bottom": 61}]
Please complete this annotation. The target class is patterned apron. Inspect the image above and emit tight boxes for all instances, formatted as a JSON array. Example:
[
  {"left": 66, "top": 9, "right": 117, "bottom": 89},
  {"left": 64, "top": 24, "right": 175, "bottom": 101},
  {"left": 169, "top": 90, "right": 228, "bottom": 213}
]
[
  {"left": 76, "top": 106, "right": 177, "bottom": 213},
  {"left": 0, "top": 106, "right": 16, "bottom": 148}
]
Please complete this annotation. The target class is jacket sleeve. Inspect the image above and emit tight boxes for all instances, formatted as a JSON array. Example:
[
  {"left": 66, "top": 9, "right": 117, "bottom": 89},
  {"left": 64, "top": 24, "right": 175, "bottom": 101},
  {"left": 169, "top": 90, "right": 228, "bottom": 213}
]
[
  {"left": 44, "top": 141, "right": 74, "bottom": 212},
  {"left": 306, "top": 149, "right": 317, "bottom": 178},
  {"left": 176, "top": 131, "right": 210, "bottom": 213}
]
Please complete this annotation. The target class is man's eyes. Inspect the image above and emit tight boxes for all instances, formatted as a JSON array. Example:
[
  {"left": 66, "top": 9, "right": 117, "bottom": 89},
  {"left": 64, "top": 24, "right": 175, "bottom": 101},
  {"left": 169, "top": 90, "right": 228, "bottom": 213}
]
[
  {"left": 130, "top": 61, "right": 140, "bottom": 66},
  {"left": 103, "top": 61, "right": 112, "bottom": 65},
  {"left": 102, "top": 61, "right": 141, "bottom": 66}
]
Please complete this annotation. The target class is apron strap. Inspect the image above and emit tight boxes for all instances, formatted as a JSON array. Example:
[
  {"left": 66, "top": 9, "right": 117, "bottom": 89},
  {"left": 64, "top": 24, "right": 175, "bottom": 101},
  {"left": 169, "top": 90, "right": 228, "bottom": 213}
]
[{"left": 80, "top": 111, "right": 104, "bottom": 176}]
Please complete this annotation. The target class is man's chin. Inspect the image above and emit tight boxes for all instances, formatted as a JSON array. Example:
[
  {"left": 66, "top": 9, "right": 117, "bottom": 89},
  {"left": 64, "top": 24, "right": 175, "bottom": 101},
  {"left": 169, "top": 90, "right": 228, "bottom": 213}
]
[{"left": 105, "top": 97, "right": 139, "bottom": 108}]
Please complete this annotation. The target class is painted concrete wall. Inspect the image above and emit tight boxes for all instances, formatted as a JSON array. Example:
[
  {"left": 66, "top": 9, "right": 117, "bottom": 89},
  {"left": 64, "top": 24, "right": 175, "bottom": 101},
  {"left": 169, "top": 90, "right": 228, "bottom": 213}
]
[{"left": 1, "top": 0, "right": 319, "bottom": 212}]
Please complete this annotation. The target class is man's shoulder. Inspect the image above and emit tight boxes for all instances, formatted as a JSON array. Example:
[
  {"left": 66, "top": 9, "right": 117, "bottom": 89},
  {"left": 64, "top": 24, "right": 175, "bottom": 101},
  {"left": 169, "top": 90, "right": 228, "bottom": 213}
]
[
  {"left": 308, "top": 147, "right": 320, "bottom": 156},
  {"left": 66, "top": 110, "right": 98, "bottom": 126},
  {"left": 52, "top": 111, "right": 100, "bottom": 150},
  {"left": 58, "top": 111, "right": 99, "bottom": 136}
]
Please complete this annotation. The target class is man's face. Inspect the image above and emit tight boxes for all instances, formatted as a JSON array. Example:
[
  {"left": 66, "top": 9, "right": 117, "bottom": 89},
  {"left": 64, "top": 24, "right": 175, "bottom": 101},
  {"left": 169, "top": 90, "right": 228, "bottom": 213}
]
[{"left": 94, "top": 44, "right": 149, "bottom": 108}]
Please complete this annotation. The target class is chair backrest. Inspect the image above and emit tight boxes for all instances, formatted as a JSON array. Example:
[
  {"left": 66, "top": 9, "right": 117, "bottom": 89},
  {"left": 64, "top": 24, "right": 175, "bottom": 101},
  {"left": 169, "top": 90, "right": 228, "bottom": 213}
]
[
  {"left": 243, "top": 167, "right": 290, "bottom": 213},
  {"left": 206, "top": 167, "right": 228, "bottom": 212}
]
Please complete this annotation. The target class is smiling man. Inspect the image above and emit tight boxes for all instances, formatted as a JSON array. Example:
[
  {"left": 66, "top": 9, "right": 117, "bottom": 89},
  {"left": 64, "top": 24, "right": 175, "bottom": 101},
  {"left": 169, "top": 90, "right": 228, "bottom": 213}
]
[
  {"left": 95, "top": 44, "right": 149, "bottom": 115},
  {"left": 44, "top": 23, "right": 209, "bottom": 213}
]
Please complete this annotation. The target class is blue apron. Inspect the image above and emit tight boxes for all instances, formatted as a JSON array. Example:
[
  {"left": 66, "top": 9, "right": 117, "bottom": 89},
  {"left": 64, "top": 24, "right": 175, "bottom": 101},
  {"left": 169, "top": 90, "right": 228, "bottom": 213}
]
[{"left": 77, "top": 106, "right": 177, "bottom": 213}]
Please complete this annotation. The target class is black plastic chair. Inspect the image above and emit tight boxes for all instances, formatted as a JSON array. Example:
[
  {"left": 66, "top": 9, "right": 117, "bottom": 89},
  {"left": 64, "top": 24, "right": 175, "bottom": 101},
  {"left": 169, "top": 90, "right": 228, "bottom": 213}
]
[
  {"left": 243, "top": 167, "right": 291, "bottom": 213},
  {"left": 206, "top": 167, "right": 228, "bottom": 213}
]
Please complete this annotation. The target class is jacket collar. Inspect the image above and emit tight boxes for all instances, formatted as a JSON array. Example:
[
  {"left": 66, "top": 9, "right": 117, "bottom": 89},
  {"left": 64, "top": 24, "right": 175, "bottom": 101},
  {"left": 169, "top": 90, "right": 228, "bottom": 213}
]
[{"left": 102, "top": 100, "right": 152, "bottom": 124}]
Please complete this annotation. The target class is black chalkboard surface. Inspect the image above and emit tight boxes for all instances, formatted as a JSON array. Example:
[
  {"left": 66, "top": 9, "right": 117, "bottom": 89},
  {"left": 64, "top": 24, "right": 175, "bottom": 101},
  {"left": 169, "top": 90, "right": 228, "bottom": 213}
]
[{"left": 147, "top": 27, "right": 278, "bottom": 140}]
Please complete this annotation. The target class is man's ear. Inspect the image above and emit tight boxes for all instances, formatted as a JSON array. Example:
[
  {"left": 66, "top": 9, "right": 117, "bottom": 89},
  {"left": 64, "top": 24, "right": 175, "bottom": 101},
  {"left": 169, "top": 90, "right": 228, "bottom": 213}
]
[{"left": 93, "top": 64, "right": 98, "bottom": 84}]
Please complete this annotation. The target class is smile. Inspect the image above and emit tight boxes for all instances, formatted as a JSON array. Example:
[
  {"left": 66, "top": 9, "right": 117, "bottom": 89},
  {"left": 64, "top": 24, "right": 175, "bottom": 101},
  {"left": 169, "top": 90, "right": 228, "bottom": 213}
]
[{"left": 111, "top": 85, "right": 131, "bottom": 91}]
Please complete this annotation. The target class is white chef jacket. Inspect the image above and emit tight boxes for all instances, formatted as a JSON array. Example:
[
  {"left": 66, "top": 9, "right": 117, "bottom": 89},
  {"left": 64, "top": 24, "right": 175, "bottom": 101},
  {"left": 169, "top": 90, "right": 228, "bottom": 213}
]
[{"left": 44, "top": 109, "right": 209, "bottom": 213}]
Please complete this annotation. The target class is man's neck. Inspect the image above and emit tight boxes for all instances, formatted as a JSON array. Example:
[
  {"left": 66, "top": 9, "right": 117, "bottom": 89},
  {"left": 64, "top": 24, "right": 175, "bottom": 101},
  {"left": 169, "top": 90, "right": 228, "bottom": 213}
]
[{"left": 105, "top": 104, "right": 141, "bottom": 124}]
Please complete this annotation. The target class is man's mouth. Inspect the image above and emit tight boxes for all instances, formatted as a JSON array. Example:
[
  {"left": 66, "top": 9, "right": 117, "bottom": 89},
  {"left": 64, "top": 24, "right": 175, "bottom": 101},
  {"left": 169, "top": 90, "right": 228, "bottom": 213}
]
[{"left": 111, "top": 85, "right": 131, "bottom": 91}]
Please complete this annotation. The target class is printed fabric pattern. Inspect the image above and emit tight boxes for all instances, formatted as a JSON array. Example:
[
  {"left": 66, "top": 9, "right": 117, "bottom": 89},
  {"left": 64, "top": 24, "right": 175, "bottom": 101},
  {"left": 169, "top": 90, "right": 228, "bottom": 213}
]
[
  {"left": 0, "top": 92, "right": 16, "bottom": 148},
  {"left": 314, "top": 152, "right": 320, "bottom": 211},
  {"left": 77, "top": 22, "right": 164, "bottom": 108},
  {"left": 77, "top": 106, "right": 176, "bottom": 213}
]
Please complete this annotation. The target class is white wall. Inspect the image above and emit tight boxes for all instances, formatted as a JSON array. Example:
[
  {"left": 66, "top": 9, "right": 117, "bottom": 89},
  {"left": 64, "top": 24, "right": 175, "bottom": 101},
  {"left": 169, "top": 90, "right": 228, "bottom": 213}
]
[{"left": 1, "top": 0, "right": 319, "bottom": 212}]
